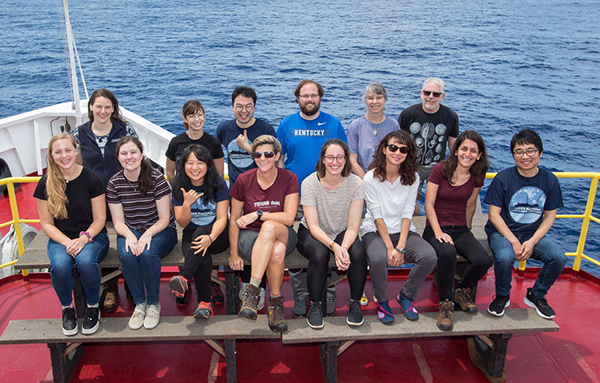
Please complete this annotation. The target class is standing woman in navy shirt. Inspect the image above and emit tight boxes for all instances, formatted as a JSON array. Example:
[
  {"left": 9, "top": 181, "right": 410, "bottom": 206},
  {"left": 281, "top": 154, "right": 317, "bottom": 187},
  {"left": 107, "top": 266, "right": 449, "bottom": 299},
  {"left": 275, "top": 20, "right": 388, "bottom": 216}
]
[{"left": 34, "top": 133, "right": 109, "bottom": 336}]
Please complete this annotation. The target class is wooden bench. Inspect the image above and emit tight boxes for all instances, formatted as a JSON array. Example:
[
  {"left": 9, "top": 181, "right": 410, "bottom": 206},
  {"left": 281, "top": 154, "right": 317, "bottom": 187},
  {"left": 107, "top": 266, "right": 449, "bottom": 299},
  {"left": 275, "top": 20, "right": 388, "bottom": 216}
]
[
  {"left": 282, "top": 309, "right": 559, "bottom": 383},
  {"left": 0, "top": 315, "right": 278, "bottom": 383}
]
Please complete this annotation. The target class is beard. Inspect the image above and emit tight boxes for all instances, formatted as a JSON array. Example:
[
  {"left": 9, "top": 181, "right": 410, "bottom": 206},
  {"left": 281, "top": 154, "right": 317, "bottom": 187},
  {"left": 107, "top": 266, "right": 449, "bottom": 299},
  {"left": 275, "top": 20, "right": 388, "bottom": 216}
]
[{"left": 300, "top": 100, "right": 321, "bottom": 116}]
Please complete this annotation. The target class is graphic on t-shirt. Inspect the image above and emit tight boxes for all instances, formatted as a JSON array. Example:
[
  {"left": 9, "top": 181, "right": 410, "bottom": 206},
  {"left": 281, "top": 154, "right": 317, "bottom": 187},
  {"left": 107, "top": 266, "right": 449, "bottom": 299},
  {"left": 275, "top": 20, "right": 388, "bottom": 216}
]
[
  {"left": 508, "top": 186, "right": 546, "bottom": 224},
  {"left": 409, "top": 122, "right": 447, "bottom": 165},
  {"left": 290, "top": 129, "right": 327, "bottom": 137},
  {"left": 226, "top": 140, "right": 254, "bottom": 169},
  {"left": 190, "top": 200, "right": 218, "bottom": 226}
]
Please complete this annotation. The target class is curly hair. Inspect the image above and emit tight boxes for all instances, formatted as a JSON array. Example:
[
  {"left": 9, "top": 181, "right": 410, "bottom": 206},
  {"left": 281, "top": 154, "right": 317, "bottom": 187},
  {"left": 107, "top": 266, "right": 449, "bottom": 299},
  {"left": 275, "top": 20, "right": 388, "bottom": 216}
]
[
  {"left": 442, "top": 130, "right": 489, "bottom": 187},
  {"left": 171, "top": 145, "right": 222, "bottom": 205},
  {"left": 368, "top": 130, "right": 418, "bottom": 186},
  {"left": 115, "top": 136, "right": 153, "bottom": 195}
]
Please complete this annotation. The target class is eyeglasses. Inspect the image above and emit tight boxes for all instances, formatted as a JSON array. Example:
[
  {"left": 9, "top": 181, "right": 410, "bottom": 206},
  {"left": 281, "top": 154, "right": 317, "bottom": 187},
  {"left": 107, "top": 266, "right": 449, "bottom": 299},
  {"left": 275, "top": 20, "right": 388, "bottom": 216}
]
[
  {"left": 252, "top": 151, "right": 275, "bottom": 159},
  {"left": 422, "top": 90, "right": 443, "bottom": 98},
  {"left": 235, "top": 104, "right": 254, "bottom": 112},
  {"left": 324, "top": 155, "right": 346, "bottom": 163},
  {"left": 298, "top": 94, "right": 320, "bottom": 100},
  {"left": 387, "top": 144, "right": 409, "bottom": 154},
  {"left": 513, "top": 148, "right": 538, "bottom": 157}
]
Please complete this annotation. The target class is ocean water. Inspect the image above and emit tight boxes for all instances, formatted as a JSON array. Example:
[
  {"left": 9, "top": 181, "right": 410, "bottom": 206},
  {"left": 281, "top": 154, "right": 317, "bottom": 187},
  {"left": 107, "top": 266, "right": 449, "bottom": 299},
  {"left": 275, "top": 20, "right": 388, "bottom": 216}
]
[{"left": 1, "top": 0, "right": 599, "bottom": 274}]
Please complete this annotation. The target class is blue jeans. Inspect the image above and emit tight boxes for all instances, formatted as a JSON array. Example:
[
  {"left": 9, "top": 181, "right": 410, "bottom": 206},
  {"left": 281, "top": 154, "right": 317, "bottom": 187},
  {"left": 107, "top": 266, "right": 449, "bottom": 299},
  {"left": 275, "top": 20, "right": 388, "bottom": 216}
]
[
  {"left": 117, "top": 227, "right": 177, "bottom": 305},
  {"left": 47, "top": 233, "right": 109, "bottom": 307},
  {"left": 488, "top": 232, "right": 567, "bottom": 298}
]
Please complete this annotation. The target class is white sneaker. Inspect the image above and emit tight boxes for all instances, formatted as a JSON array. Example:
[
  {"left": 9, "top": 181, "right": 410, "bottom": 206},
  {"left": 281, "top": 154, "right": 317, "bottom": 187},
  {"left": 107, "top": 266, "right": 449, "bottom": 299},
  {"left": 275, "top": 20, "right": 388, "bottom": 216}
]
[
  {"left": 258, "top": 287, "right": 266, "bottom": 311},
  {"left": 129, "top": 303, "right": 146, "bottom": 330},
  {"left": 144, "top": 304, "right": 161, "bottom": 329}
]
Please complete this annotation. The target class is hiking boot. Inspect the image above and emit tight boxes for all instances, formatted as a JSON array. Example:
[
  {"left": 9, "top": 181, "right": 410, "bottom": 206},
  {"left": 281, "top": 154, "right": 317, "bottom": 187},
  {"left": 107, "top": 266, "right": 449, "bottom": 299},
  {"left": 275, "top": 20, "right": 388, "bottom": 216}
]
[
  {"left": 193, "top": 301, "right": 213, "bottom": 320},
  {"left": 239, "top": 284, "right": 260, "bottom": 320},
  {"left": 487, "top": 295, "right": 510, "bottom": 317},
  {"left": 239, "top": 282, "right": 248, "bottom": 300},
  {"left": 524, "top": 288, "right": 556, "bottom": 319},
  {"left": 346, "top": 300, "right": 364, "bottom": 327},
  {"left": 102, "top": 291, "right": 119, "bottom": 313},
  {"left": 61, "top": 307, "right": 78, "bottom": 336},
  {"left": 307, "top": 301, "right": 324, "bottom": 329},
  {"left": 169, "top": 275, "right": 188, "bottom": 298},
  {"left": 397, "top": 292, "right": 419, "bottom": 321},
  {"left": 268, "top": 296, "right": 288, "bottom": 332},
  {"left": 377, "top": 300, "right": 394, "bottom": 324},
  {"left": 293, "top": 296, "right": 308, "bottom": 318},
  {"left": 326, "top": 298, "right": 336, "bottom": 317},
  {"left": 82, "top": 307, "right": 100, "bottom": 335},
  {"left": 144, "top": 304, "right": 161, "bottom": 329},
  {"left": 437, "top": 300, "right": 454, "bottom": 331},
  {"left": 129, "top": 303, "right": 147, "bottom": 330},
  {"left": 211, "top": 282, "right": 224, "bottom": 305},
  {"left": 454, "top": 287, "right": 477, "bottom": 313}
]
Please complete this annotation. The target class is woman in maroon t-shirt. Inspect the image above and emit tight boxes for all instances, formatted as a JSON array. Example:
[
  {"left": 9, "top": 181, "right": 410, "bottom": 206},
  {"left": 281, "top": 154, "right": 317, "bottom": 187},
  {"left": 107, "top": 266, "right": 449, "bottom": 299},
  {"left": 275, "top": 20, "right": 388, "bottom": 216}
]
[{"left": 423, "top": 130, "right": 492, "bottom": 331}]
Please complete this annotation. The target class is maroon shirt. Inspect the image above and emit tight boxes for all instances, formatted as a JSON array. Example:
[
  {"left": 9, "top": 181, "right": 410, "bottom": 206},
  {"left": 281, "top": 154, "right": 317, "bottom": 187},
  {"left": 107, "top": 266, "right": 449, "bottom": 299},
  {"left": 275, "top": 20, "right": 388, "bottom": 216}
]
[
  {"left": 426, "top": 163, "right": 485, "bottom": 227},
  {"left": 230, "top": 168, "right": 299, "bottom": 231}
]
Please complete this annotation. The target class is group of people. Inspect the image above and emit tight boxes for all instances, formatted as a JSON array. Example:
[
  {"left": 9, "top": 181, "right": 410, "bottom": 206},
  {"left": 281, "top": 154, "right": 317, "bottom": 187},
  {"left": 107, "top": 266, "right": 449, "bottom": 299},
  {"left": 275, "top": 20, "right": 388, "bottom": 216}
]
[{"left": 36, "top": 77, "right": 567, "bottom": 337}]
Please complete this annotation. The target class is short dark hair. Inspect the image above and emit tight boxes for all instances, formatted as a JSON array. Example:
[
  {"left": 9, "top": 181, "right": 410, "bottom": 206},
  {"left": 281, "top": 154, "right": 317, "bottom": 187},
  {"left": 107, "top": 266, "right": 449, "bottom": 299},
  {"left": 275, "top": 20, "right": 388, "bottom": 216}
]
[
  {"left": 315, "top": 139, "right": 352, "bottom": 178},
  {"left": 510, "top": 129, "right": 543, "bottom": 154},
  {"left": 231, "top": 86, "right": 257, "bottom": 106},
  {"left": 294, "top": 79, "right": 324, "bottom": 99},
  {"left": 181, "top": 100, "right": 205, "bottom": 130}
]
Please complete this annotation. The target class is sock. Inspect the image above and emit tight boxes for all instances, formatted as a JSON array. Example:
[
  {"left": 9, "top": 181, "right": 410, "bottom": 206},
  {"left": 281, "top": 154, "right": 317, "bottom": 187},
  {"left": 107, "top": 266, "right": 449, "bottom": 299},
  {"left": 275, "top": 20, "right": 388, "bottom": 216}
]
[
  {"left": 270, "top": 293, "right": 281, "bottom": 299},
  {"left": 87, "top": 303, "right": 99, "bottom": 308},
  {"left": 250, "top": 277, "right": 261, "bottom": 288}
]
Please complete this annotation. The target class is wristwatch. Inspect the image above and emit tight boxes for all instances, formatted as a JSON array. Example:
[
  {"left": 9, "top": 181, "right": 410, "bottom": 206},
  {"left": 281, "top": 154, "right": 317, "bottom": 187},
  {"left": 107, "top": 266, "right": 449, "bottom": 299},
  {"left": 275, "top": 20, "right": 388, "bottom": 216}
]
[
  {"left": 395, "top": 247, "right": 405, "bottom": 254},
  {"left": 256, "top": 210, "right": 264, "bottom": 220}
]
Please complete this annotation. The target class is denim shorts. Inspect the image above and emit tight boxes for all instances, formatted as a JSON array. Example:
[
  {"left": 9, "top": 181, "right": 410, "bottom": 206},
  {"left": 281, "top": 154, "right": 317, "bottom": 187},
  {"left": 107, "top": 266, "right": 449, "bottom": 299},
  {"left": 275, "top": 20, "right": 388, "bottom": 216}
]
[{"left": 238, "top": 226, "right": 298, "bottom": 262}]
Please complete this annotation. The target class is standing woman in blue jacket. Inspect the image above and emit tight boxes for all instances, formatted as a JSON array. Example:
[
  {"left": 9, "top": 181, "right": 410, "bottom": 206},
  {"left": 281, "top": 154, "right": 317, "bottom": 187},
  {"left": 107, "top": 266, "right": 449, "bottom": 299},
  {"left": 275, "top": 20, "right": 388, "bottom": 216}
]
[{"left": 71, "top": 89, "right": 138, "bottom": 313}]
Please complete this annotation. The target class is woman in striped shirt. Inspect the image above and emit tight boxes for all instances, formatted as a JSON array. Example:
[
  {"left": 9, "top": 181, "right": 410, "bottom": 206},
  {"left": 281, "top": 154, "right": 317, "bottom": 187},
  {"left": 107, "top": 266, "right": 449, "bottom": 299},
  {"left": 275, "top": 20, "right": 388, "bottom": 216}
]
[{"left": 107, "top": 136, "right": 177, "bottom": 330}]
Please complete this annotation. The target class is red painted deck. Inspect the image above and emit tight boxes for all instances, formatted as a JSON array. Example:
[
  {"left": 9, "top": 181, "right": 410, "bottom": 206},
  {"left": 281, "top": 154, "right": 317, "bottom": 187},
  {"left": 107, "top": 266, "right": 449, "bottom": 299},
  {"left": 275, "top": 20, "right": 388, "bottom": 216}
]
[{"left": 1, "top": 268, "right": 599, "bottom": 383}]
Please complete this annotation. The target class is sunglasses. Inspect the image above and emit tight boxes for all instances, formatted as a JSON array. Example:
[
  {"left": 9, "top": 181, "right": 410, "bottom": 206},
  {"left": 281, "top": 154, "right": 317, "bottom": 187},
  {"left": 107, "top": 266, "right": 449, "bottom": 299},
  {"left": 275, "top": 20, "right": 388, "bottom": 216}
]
[
  {"left": 387, "top": 144, "right": 409, "bottom": 154},
  {"left": 252, "top": 151, "right": 275, "bottom": 159},
  {"left": 422, "top": 90, "right": 443, "bottom": 98}
]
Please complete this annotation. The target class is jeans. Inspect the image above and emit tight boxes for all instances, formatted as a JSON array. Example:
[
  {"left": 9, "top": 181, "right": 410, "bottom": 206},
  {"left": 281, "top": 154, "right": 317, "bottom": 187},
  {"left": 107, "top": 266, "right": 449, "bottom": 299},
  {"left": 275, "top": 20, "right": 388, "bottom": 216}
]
[
  {"left": 118, "top": 226, "right": 177, "bottom": 305},
  {"left": 488, "top": 231, "right": 567, "bottom": 298},
  {"left": 47, "top": 233, "right": 109, "bottom": 307}
]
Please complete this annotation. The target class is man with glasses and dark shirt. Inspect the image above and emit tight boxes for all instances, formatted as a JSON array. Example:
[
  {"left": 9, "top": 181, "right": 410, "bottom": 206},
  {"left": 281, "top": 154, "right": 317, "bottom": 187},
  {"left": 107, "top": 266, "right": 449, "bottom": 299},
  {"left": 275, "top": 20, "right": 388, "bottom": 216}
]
[
  {"left": 485, "top": 129, "right": 566, "bottom": 319},
  {"left": 398, "top": 78, "right": 459, "bottom": 202}
]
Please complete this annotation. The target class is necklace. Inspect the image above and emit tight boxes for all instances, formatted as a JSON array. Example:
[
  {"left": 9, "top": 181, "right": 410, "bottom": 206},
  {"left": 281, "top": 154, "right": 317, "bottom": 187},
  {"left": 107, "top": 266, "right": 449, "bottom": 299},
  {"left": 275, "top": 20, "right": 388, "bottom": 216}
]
[
  {"left": 366, "top": 115, "right": 385, "bottom": 136},
  {"left": 124, "top": 176, "right": 138, "bottom": 192}
]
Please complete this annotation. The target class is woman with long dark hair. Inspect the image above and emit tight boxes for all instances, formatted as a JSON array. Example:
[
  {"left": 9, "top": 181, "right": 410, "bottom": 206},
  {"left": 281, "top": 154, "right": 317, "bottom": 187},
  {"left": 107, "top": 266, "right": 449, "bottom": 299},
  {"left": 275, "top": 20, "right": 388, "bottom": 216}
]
[
  {"left": 423, "top": 130, "right": 492, "bottom": 331},
  {"left": 361, "top": 130, "right": 437, "bottom": 324},
  {"left": 34, "top": 133, "right": 109, "bottom": 336},
  {"left": 168, "top": 145, "right": 230, "bottom": 319},
  {"left": 107, "top": 136, "right": 177, "bottom": 330},
  {"left": 297, "top": 138, "right": 368, "bottom": 329}
]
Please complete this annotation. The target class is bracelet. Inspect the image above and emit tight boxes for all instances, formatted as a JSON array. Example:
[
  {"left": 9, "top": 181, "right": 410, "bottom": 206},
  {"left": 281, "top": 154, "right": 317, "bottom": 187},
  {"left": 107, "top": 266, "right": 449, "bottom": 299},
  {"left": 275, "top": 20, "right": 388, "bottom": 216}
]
[
  {"left": 79, "top": 231, "right": 93, "bottom": 242},
  {"left": 342, "top": 246, "right": 348, "bottom": 251},
  {"left": 329, "top": 241, "right": 337, "bottom": 250},
  {"left": 208, "top": 234, "right": 214, "bottom": 244}
]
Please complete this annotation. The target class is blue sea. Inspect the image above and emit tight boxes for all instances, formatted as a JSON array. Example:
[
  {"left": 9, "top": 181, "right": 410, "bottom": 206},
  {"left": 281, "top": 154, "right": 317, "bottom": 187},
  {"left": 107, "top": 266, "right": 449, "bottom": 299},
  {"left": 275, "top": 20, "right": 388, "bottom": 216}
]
[{"left": 1, "top": 0, "right": 599, "bottom": 275}]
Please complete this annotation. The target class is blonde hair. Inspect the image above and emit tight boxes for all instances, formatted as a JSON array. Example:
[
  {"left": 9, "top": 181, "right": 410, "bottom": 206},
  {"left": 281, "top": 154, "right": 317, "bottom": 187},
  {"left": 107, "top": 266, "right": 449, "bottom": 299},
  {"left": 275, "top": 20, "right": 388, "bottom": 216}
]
[
  {"left": 46, "top": 133, "right": 80, "bottom": 219},
  {"left": 251, "top": 134, "right": 282, "bottom": 153}
]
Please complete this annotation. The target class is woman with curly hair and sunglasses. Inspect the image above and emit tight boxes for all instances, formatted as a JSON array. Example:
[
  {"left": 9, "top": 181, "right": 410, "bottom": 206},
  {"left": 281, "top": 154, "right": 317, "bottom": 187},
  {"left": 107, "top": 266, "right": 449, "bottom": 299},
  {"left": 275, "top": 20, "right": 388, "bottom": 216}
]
[{"left": 361, "top": 130, "right": 437, "bottom": 324}]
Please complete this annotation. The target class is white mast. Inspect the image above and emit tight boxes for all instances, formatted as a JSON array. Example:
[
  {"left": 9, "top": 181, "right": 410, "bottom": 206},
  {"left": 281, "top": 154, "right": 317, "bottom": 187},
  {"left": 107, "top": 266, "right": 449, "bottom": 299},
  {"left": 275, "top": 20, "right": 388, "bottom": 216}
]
[{"left": 63, "top": 0, "right": 84, "bottom": 125}]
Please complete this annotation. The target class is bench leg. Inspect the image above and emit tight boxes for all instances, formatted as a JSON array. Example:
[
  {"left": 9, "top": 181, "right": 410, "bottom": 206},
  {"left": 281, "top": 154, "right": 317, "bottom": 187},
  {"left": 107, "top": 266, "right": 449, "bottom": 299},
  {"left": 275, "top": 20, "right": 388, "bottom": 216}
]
[
  {"left": 48, "top": 342, "right": 86, "bottom": 383},
  {"left": 319, "top": 341, "right": 338, "bottom": 383},
  {"left": 468, "top": 333, "right": 512, "bottom": 383},
  {"left": 225, "top": 339, "right": 237, "bottom": 383},
  {"left": 225, "top": 267, "right": 239, "bottom": 315}
]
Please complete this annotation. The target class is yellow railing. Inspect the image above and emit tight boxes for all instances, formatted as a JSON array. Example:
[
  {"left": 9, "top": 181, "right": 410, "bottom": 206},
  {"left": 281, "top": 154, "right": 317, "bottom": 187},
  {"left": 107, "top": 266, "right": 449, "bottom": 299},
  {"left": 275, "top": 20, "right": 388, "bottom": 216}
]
[{"left": 1, "top": 173, "right": 599, "bottom": 274}]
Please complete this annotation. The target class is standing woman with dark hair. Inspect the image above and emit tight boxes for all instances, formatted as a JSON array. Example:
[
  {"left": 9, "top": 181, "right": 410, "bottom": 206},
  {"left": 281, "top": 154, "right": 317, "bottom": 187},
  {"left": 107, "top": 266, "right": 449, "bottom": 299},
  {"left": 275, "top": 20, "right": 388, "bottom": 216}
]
[
  {"left": 297, "top": 138, "right": 368, "bottom": 329},
  {"left": 361, "top": 130, "right": 437, "bottom": 324},
  {"left": 34, "top": 133, "right": 109, "bottom": 336},
  {"left": 423, "top": 130, "right": 492, "bottom": 331},
  {"left": 71, "top": 89, "right": 138, "bottom": 313},
  {"left": 107, "top": 136, "right": 177, "bottom": 330},
  {"left": 168, "top": 145, "right": 230, "bottom": 320}
]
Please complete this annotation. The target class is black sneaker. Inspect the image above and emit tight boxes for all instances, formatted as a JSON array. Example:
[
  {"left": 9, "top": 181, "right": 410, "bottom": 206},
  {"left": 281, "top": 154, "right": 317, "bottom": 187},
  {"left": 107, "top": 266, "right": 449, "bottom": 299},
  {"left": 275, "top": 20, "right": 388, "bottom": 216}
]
[
  {"left": 82, "top": 307, "right": 100, "bottom": 335},
  {"left": 211, "top": 282, "right": 224, "bottom": 305},
  {"left": 487, "top": 295, "right": 510, "bottom": 317},
  {"left": 524, "top": 288, "right": 556, "bottom": 319},
  {"left": 61, "top": 307, "right": 78, "bottom": 336},
  {"left": 346, "top": 300, "right": 364, "bottom": 327},
  {"left": 307, "top": 301, "right": 324, "bottom": 329}
]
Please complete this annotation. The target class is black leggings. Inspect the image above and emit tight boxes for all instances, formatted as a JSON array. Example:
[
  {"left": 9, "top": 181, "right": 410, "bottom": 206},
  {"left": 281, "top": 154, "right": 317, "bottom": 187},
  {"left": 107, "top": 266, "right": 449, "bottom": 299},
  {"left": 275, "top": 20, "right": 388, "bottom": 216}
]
[
  {"left": 181, "top": 224, "right": 229, "bottom": 302},
  {"left": 296, "top": 225, "right": 367, "bottom": 302}
]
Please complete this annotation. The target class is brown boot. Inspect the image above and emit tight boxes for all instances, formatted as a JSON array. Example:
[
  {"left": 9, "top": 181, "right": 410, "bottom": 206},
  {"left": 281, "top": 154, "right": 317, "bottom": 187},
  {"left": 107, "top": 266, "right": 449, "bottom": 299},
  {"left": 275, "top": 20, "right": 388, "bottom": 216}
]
[
  {"left": 454, "top": 287, "right": 477, "bottom": 313},
  {"left": 239, "top": 284, "right": 260, "bottom": 320},
  {"left": 102, "top": 291, "right": 119, "bottom": 313},
  {"left": 437, "top": 300, "right": 454, "bottom": 331},
  {"left": 268, "top": 295, "right": 288, "bottom": 332}
]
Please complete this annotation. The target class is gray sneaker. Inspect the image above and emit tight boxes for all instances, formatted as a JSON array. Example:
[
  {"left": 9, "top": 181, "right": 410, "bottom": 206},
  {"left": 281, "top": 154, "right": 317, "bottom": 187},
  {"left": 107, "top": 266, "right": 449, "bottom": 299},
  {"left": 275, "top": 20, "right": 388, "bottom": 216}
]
[
  {"left": 307, "top": 301, "right": 324, "bottom": 329},
  {"left": 129, "top": 303, "right": 146, "bottom": 330},
  {"left": 144, "top": 304, "right": 161, "bottom": 330},
  {"left": 326, "top": 298, "right": 336, "bottom": 316},
  {"left": 346, "top": 300, "right": 364, "bottom": 326},
  {"left": 293, "top": 296, "right": 308, "bottom": 318}
]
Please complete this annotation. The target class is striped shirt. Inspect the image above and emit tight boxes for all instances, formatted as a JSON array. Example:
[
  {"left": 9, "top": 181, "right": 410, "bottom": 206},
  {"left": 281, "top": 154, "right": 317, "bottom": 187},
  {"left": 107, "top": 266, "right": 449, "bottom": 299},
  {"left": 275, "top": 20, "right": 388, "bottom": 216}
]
[{"left": 106, "top": 168, "right": 175, "bottom": 232}]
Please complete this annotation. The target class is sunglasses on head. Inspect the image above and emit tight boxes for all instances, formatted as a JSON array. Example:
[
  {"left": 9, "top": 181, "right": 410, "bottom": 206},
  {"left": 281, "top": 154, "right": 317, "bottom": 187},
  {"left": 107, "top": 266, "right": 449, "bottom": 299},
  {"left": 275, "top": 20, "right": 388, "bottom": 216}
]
[
  {"left": 251, "top": 151, "right": 275, "bottom": 159},
  {"left": 422, "top": 90, "right": 443, "bottom": 98},
  {"left": 387, "top": 144, "right": 409, "bottom": 154}
]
